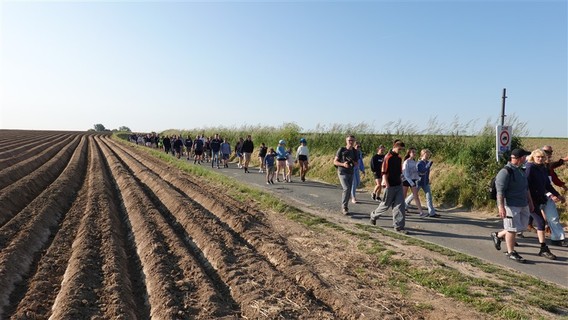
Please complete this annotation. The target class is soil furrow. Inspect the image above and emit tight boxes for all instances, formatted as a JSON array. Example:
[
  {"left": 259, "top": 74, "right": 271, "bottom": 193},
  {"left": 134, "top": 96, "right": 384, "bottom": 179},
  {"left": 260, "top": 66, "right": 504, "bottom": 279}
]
[
  {"left": 108, "top": 136, "right": 360, "bottom": 317},
  {"left": 11, "top": 165, "right": 90, "bottom": 319},
  {"left": 50, "top": 137, "right": 137, "bottom": 319},
  {"left": 0, "top": 133, "right": 68, "bottom": 169},
  {"left": 0, "top": 134, "right": 54, "bottom": 156},
  {"left": 98, "top": 137, "right": 235, "bottom": 319},
  {"left": 0, "top": 136, "right": 80, "bottom": 227},
  {"left": 103, "top": 137, "right": 336, "bottom": 318},
  {"left": 0, "top": 134, "right": 77, "bottom": 189},
  {"left": 0, "top": 136, "right": 88, "bottom": 318}
]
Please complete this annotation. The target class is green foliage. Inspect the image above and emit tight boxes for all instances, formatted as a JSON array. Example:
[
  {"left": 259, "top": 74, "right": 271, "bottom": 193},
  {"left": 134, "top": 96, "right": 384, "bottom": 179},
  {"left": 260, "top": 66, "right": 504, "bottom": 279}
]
[{"left": 93, "top": 123, "right": 108, "bottom": 132}]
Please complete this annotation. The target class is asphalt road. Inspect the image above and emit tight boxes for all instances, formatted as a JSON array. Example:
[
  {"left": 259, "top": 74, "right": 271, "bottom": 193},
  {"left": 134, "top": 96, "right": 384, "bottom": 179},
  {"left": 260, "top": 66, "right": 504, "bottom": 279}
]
[{"left": 200, "top": 161, "right": 568, "bottom": 288}]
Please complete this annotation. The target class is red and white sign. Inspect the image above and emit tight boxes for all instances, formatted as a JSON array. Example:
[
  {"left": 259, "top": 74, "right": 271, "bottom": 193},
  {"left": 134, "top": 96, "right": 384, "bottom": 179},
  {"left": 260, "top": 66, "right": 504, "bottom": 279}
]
[{"left": 499, "top": 129, "right": 510, "bottom": 147}]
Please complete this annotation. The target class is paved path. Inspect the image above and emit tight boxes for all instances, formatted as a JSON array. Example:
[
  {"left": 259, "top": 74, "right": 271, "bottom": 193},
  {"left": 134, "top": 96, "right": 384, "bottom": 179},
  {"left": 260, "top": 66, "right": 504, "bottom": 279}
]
[{"left": 200, "top": 162, "right": 567, "bottom": 288}]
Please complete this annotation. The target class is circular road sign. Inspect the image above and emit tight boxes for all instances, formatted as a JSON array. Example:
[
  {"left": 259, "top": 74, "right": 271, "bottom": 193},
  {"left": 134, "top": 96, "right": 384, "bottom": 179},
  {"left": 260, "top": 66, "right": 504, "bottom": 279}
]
[{"left": 499, "top": 129, "right": 510, "bottom": 147}]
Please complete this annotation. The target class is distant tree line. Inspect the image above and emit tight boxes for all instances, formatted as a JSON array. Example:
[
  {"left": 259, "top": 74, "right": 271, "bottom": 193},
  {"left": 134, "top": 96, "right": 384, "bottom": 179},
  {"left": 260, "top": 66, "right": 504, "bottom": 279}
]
[{"left": 90, "top": 124, "right": 131, "bottom": 132}]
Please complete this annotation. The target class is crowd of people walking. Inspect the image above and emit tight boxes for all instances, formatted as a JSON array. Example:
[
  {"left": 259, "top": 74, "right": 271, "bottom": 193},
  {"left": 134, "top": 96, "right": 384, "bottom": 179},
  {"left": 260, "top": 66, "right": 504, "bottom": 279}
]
[
  {"left": 491, "top": 146, "right": 568, "bottom": 263},
  {"left": 129, "top": 132, "right": 313, "bottom": 184},
  {"left": 129, "top": 132, "right": 568, "bottom": 263}
]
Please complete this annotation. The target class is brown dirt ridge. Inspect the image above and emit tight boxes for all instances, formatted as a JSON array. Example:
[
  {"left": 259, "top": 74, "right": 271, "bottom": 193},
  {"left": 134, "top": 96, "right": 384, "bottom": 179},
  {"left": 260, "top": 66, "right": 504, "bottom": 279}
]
[{"left": 0, "top": 130, "right": 561, "bottom": 319}]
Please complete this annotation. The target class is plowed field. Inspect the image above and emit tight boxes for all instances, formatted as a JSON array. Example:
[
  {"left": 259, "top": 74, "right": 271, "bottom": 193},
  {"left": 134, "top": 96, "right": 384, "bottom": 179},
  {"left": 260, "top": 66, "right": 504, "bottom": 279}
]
[
  {"left": 0, "top": 131, "right": 387, "bottom": 319},
  {"left": 0, "top": 130, "right": 524, "bottom": 319}
]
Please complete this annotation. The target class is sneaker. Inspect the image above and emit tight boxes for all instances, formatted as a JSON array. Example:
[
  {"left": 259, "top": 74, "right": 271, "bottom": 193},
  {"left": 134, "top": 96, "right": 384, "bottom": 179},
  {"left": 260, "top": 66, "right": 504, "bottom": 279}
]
[
  {"left": 270, "top": 179, "right": 274, "bottom": 184},
  {"left": 266, "top": 181, "right": 270, "bottom": 185},
  {"left": 429, "top": 214, "right": 441, "bottom": 218},
  {"left": 342, "top": 207, "right": 349, "bottom": 215},
  {"left": 369, "top": 218, "right": 376, "bottom": 225},
  {"left": 419, "top": 212, "right": 428, "bottom": 218},
  {"left": 491, "top": 232, "right": 501, "bottom": 251},
  {"left": 376, "top": 196, "right": 382, "bottom": 202},
  {"left": 372, "top": 193, "right": 376, "bottom": 201},
  {"left": 506, "top": 251, "right": 526, "bottom": 263},
  {"left": 538, "top": 246, "right": 556, "bottom": 260}
]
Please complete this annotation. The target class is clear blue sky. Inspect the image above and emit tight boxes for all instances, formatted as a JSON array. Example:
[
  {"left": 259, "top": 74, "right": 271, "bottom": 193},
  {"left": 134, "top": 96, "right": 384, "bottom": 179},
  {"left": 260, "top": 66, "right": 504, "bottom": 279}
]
[{"left": 1, "top": 0, "right": 566, "bottom": 137}]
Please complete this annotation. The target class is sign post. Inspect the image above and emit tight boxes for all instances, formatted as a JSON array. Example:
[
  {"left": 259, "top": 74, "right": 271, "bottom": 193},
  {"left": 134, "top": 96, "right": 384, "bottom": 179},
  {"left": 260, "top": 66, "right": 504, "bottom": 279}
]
[
  {"left": 496, "top": 88, "right": 510, "bottom": 162},
  {"left": 496, "top": 125, "right": 512, "bottom": 162}
]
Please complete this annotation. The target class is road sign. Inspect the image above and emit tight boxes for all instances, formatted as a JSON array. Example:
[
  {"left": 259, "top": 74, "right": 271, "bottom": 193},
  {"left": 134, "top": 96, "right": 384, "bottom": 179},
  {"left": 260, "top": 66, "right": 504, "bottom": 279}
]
[
  {"left": 499, "top": 130, "right": 510, "bottom": 147},
  {"left": 496, "top": 125, "right": 512, "bottom": 162}
]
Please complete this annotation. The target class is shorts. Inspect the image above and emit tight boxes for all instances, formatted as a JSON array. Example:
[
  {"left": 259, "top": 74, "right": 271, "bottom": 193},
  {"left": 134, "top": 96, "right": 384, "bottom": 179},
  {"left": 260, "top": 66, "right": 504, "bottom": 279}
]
[
  {"left": 503, "top": 205, "right": 530, "bottom": 232},
  {"left": 243, "top": 152, "right": 252, "bottom": 162},
  {"left": 373, "top": 172, "right": 382, "bottom": 180},
  {"left": 403, "top": 179, "right": 417, "bottom": 187},
  {"left": 195, "top": 149, "right": 203, "bottom": 156},
  {"left": 222, "top": 153, "right": 230, "bottom": 160},
  {"left": 267, "top": 166, "right": 275, "bottom": 174},
  {"left": 298, "top": 155, "right": 308, "bottom": 161}
]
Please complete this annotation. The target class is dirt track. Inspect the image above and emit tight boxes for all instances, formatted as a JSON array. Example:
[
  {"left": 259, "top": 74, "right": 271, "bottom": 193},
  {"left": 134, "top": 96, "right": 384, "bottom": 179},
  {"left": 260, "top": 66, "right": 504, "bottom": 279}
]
[{"left": 0, "top": 130, "right": 437, "bottom": 319}]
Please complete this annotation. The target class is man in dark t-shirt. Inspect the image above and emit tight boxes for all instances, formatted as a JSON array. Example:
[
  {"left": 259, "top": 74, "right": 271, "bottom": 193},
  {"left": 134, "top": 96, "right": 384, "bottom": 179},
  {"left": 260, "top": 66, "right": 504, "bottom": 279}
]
[
  {"left": 333, "top": 135, "right": 358, "bottom": 215},
  {"left": 370, "top": 140, "right": 407, "bottom": 234}
]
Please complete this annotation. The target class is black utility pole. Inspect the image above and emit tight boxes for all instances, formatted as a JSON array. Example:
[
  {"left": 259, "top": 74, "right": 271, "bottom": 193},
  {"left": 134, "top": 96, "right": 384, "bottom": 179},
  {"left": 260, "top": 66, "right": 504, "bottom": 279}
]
[{"left": 501, "top": 88, "right": 507, "bottom": 126}]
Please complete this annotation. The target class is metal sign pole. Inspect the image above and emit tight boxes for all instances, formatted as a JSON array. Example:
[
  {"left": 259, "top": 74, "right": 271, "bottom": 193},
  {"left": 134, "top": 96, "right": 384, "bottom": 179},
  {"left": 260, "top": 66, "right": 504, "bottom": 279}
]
[
  {"left": 496, "top": 88, "right": 510, "bottom": 162},
  {"left": 501, "top": 88, "right": 507, "bottom": 126}
]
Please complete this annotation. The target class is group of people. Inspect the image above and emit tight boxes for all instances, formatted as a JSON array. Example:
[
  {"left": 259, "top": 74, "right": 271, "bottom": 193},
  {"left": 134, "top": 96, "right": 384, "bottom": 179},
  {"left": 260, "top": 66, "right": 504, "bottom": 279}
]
[
  {"left": 262, "top": 138, "right": 310, "bottom": 184},
  {"left": 134, "top": 133, "right": 312, "bottom": 184},
  {"left": 335, "top": 136, "right": 437, "bottom": 234},
  {"left": 334, "top": 134, "right": 568, "bottom": 255},
  {"left": 132, "top": 132, "right": 568, "bottom": 255},
  {"left": 491, "top": 146, "right": 568, "bottom": 263}
]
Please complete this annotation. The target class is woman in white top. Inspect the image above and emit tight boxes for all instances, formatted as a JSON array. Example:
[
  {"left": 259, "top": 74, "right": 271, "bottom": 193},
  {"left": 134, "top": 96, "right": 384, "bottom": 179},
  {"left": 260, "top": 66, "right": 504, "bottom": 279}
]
[
  {"left": 296, "top": 138, "right": 309, "bottom": 182},
  {"left": 402, "top": 148, "right": 425, "bottom": 216}
]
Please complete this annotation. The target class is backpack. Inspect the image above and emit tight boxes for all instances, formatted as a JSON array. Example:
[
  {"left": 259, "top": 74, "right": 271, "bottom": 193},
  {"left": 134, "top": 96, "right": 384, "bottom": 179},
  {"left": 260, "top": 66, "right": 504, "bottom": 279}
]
[{"left": 489, "top": 166, "right": 514, "bottom": 200}]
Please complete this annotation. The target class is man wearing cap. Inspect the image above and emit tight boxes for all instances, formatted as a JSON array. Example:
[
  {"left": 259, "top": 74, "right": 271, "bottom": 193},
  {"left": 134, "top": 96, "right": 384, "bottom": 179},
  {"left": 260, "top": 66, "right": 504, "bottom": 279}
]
[
  {"left": 490, "top": 148, "right": 534, "bottom": 263},
  {"left": 542, "top": 145, "right": 568, "bottom": 192}
]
